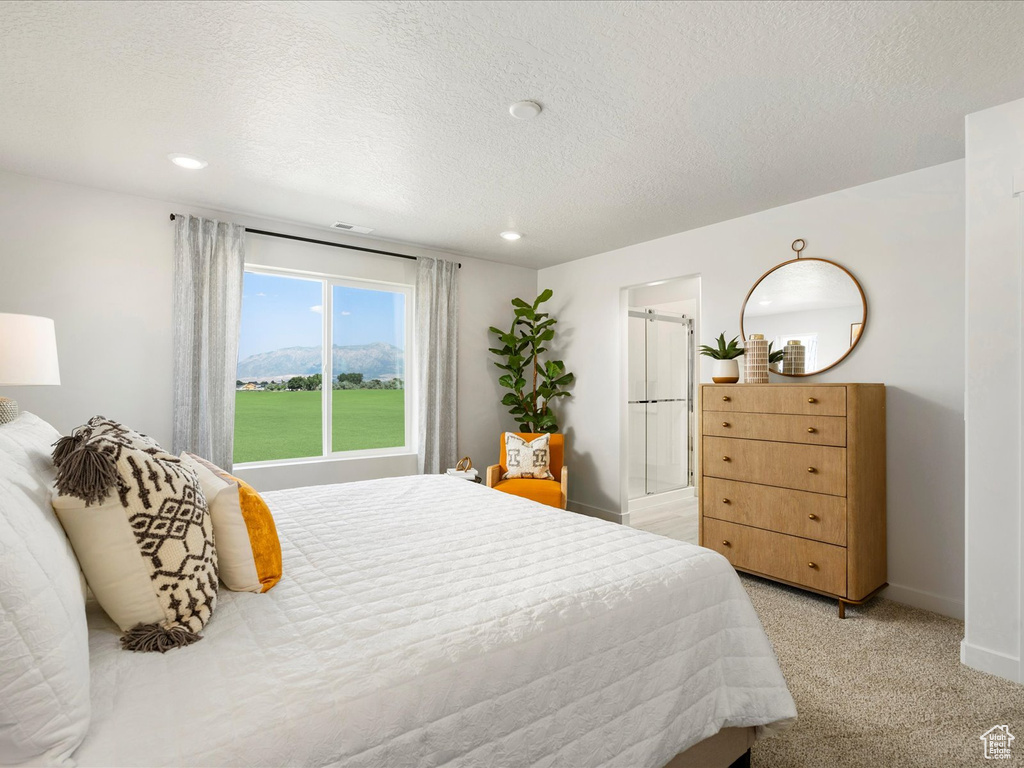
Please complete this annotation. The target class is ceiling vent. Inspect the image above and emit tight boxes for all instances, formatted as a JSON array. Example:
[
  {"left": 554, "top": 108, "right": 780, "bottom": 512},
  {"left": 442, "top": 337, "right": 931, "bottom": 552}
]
[{"left": 331, "top": 221, "right": 374, "bottom": 235}]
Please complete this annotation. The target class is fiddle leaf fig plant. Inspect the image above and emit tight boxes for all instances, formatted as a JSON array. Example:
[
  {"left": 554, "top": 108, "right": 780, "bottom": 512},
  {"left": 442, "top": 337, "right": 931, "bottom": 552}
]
[
  {"left": 699, "top": 333, "right": 744, "bottom": 360},
  {"left": 488, "top": 289, "right": 575, "bottom": 433}
]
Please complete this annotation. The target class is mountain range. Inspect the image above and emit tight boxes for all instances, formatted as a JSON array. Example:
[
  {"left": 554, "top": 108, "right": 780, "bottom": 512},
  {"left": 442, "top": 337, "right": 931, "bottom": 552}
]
[{"left": 236, "top": 342, "right": 403, "bottom": 381}]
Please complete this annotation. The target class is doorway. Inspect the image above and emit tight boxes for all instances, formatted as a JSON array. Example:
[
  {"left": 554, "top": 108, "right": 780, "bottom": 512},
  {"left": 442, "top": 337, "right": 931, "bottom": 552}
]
[
  {"left": 623, "top": 275, "right": 701, "bottom": 542},
  {"left": 627, "top": 308, "right": 694, "bottom": 497}
]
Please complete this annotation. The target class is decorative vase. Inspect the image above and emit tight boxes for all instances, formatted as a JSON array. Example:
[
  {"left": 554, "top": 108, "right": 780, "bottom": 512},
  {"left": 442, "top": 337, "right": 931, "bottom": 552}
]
[
  {"left": 783, "top": 340, "right": 806, "bottom": 375},
  {"left": 712, "top": 358, "right": 740, "bottom": 384},
  {"left": 744, "top": 334, "right": 769, "bottom": 384},
  {"left": 0, "top": 397, "right": 18, "bottom": 424}
]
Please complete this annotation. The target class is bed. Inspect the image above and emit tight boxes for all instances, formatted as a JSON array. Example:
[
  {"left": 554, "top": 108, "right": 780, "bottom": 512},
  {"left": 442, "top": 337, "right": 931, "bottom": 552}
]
[
  {"left": 2, "top": 414, "right": 795, "bottom": 767},
  {"left": 73, "top": 475, "right": 794, "bottom": 767}
]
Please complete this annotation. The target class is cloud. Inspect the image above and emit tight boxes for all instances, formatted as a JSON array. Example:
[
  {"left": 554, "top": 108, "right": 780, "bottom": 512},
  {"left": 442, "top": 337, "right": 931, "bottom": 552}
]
[
  {"left": 340, "top": 311, "right": 351, "bottom": 316},
  {"left": 256, "top": 292, "right": 267, "bottom": 297},
  {"left": 309, "top": 305, "right": 323, "bottom": 314}
]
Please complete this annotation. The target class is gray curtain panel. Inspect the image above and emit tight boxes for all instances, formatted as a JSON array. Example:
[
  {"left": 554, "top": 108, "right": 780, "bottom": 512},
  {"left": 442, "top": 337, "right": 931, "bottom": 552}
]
[
  {"left": 415, "top": 257, "right": 459, "bottom": 474},
  {"left": 172, "top": 215, "right": 245, "bottom": 470}
]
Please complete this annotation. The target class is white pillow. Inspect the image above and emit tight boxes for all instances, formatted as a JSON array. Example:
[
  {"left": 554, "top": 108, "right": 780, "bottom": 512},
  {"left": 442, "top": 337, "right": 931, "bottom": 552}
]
[
  {"left": 181, "top": 452, "right": 283, "bottom": 594},
  {"left": 0, "top": 413, "right": 90, "bottom": 764},
  {"left": 503, "top": 433, "right": 554, "bottom": 479}
]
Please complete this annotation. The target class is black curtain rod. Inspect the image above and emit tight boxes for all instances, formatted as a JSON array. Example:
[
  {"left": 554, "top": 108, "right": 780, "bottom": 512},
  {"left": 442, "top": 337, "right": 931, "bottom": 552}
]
[{"left": 169, "top": 214, "right": 460, "bottom": 267}]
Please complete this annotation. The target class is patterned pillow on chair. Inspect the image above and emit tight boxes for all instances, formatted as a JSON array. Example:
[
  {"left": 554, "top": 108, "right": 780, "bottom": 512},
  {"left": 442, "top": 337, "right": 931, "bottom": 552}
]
[
  {"left": 503, "top": 433, "right": 554, "bottom": 480},
  {"left": 50, "top": 417, "right": 218, "bottom": 653}
]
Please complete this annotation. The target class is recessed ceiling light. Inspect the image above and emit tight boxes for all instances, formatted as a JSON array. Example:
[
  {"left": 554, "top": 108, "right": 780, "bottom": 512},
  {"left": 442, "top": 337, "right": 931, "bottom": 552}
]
[
  {"left": 509, "top": 101, "right": 542, "bottom": 120},
  {"left": 168, "top": 153, "right": 208, "bottom": 170},
  {"left": 500, "top": 231, "right": 522, "bottom": 241},
  {"left": 759, "top": 299, "right": 773, "bottom": 306}
]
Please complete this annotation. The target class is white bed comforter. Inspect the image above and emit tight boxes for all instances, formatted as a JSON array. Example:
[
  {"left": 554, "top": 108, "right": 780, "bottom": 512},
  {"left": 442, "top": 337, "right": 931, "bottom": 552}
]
[{"left": 74, "top": 475, "right": 795, "bottom": 767}]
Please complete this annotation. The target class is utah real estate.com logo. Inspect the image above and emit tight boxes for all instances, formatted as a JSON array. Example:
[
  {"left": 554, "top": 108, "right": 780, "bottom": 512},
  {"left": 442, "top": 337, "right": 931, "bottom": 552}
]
[{"left": 980, "top": 725, "right": 1015, "bottom": 760}]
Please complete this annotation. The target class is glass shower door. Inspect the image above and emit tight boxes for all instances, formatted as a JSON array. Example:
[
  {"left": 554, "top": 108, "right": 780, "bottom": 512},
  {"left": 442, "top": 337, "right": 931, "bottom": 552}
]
[
  {"left": 645, "top": 400, "right": 689, "bottom": 494},
  {"left": 627, "top": 309, "right": 694, "bottom": 498}
]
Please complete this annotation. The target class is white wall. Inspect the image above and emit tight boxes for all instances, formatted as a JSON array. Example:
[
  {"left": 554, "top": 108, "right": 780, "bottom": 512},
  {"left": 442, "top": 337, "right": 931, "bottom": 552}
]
[
  {"left": 963, "top": 97, "right": 1024, "bottom": 683},
  {"left": 540, "top": 161, "right": 966, "bottom": 618},
  {"left": 0, "top": 169, "right": 536, "bottom": 490}
]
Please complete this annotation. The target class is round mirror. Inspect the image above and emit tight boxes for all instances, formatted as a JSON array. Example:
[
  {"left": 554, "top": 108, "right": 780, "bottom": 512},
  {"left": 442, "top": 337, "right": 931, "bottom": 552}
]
[{"left": 741, "top": 257, "right": 866, "bottom": 376}]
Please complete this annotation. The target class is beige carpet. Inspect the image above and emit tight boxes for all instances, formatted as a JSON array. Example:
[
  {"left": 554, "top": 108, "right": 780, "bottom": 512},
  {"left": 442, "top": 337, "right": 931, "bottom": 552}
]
[{"left": 741, "top": 575, "right": 1024, "bottom": 767}]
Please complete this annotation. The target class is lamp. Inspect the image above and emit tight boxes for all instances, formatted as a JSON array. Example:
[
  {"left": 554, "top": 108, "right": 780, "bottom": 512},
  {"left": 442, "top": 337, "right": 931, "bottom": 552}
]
[{"left": 0, "top": 313, "right": 61, "bottom": 424}]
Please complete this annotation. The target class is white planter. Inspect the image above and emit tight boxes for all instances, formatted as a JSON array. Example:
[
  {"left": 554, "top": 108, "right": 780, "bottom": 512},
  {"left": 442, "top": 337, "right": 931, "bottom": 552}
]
[{"left": 712, "top": 358, "right": 740, "bottom": 384}]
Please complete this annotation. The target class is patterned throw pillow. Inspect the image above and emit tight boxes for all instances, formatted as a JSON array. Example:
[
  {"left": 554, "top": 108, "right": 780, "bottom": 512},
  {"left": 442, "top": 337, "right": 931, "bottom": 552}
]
[
  {"left": 503, "top": 433, "right": 554, "bottom": 479},
  {"left": 181, "top": 452, "right": 283, "bottom": 594},
  {"left": 50, "top": 417, "right": 218, "bottom": 653}
]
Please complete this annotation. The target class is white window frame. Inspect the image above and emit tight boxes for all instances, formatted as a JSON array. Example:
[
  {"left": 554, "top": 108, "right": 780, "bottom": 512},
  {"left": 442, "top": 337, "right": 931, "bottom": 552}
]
[{"left": 235, "top": 264, "right": 415, "bottom": 469}]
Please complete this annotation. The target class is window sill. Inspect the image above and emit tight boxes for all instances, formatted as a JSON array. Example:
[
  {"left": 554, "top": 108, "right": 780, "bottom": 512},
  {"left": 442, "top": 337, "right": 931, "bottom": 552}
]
[{"left": 234, "top": 449, "right": 416, "bottom": 471}]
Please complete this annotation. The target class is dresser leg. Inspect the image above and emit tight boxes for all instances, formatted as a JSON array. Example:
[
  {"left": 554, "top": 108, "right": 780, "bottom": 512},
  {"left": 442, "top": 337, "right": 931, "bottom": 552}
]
[{"left": 838, "top": 600, "right": 846, "bottom": 619}]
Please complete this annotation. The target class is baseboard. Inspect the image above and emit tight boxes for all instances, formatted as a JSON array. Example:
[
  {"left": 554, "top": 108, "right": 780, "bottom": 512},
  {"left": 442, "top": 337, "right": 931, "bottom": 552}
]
[
  {"left": 961, "top": 640, "right": 1021, "bottom": 683},
  {"left": 567, "top": 499, "right": 625, "bottom": 524},
  {"left": 882, "top": 583, "right": 964, "bottom": 620}
]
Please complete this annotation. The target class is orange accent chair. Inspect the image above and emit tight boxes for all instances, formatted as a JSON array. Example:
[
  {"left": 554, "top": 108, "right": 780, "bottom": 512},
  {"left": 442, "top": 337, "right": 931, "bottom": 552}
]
[{"left": 486, "top": 433, "right": 568, "bottom": 510}]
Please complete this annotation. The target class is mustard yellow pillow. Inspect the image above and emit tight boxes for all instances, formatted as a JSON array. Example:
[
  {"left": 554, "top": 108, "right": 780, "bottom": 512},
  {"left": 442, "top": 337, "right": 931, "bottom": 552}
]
[{"left": 182, "top": 453, "right": 282, "bottom": 593}]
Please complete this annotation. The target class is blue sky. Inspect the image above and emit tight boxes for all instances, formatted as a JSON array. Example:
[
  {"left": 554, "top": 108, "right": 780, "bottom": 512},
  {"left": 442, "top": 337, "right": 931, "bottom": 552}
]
[{"left": 238, "top": 272, "right": 406, "bottom": 360}]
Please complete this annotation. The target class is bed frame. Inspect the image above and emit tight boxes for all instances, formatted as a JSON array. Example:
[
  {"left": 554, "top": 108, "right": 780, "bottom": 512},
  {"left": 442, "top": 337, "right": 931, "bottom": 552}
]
[{"left": 664, "top": 726, "right": 755, "bottom": 768}]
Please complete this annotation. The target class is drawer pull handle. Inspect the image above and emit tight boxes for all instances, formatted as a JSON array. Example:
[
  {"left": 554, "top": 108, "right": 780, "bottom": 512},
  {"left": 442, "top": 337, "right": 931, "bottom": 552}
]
[
  {"left": 807, "top": 427, "right": 816, "bottom": 433},
  {"left": 723, "top": 456, "right": 731, "bottom": 462},
  {"left": 722, "top": 421, "right": 730, "bottom": 427},
  {"left": 808, "top": 562, "right": 818, "bottom": 569},
  {"left": 722, "top": 498, "right": 730, "bottom": 504},
  {"left": 722, "top": 395, "right": 731, "bottom": 402},
  {"left": 808, "top": 397, "right": 817, "bottom": 404},
  {"left": 807, "top": 466, "right": 817, "bottom": 473},
  {"left": 808, "top": 513, "right": 818, "bottom": 520},
  {"left": 722, "top": 540, "right": 731, "bottom": 547}
]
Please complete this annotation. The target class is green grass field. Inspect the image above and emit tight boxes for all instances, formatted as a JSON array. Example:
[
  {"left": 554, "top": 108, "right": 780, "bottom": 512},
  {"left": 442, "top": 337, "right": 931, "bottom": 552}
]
[{"left": 233, "top": 390, "right": 405, "bottom": 464}]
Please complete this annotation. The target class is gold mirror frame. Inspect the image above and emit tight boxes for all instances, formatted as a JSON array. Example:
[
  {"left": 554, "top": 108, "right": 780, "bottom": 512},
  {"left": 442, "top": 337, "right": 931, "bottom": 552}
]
[{"left": 740, "top": 256, "right": 867, "bottom": 377}]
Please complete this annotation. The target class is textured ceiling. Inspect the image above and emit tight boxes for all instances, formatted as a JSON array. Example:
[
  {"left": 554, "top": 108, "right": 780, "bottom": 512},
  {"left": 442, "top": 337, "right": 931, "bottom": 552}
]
[
  {"left": 2, "top": 1, "right": 1024, "bottom": 269},
  {"left": 744, "top": 259, "right": 863, "bottom": 317}
]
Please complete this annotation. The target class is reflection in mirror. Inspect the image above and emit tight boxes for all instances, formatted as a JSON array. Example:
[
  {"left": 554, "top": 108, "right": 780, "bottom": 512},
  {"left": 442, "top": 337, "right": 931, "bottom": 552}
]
[{"left": 741, "top": 258, "right": 866, "bottom": 376}]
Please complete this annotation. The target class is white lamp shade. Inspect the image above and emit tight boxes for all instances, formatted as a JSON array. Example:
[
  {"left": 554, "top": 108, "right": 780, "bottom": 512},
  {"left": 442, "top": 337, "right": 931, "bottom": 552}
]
[{"left": 0, "top": 313, "right": 61, "bottom": 386}]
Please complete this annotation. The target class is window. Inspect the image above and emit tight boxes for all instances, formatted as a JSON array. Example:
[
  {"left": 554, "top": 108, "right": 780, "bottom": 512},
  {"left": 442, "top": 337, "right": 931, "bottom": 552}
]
[{"left": 234, "top": 268, "right": 412, "bottom": 465}]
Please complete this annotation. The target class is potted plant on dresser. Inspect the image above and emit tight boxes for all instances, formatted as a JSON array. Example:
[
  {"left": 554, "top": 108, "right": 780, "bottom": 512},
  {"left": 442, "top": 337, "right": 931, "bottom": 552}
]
[{"left": 699, "top": 333, "right": 743, "bottom": 383}]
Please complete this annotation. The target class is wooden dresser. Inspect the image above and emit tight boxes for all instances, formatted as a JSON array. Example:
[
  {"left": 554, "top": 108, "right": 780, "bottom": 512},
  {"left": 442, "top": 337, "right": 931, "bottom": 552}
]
[{"left": 699, "top": 383, "right": 886, "bottom": 617}]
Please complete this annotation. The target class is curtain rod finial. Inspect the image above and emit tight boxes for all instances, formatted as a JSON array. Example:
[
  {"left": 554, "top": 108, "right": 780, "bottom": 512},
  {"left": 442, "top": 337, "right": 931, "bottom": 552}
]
[{"left": 169, "top": 214, "right": 176, "bottom": 221}]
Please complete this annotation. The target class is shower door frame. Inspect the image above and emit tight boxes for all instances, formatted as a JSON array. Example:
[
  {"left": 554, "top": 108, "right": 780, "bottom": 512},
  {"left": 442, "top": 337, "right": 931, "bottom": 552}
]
[{"left": 627, "top": 308, "right": 696, "bottom": 497}]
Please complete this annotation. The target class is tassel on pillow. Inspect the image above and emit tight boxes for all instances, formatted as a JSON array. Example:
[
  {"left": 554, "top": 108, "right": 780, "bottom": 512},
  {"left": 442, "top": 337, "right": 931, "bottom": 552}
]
[
  {"left": 53, "top": 441, "right": 120, "bottom": 506},
  {"left": 120, "top": 623, "right": 202, "bottom": 654},
  {"left": 50, "top": 431, "right": 84, "bottom": 469}
]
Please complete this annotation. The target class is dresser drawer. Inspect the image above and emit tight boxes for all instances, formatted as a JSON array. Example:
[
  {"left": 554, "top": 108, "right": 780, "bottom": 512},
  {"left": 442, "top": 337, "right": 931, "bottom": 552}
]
[
  {"left": 703, "top": 385, "right": 846, "bottom": 416},
  {"left": 703, "top": 477, "right": 847, "bottom": 545},
  {"left": 703, "top": 410, "right": 847, "bottom": 447},
  {"left": 703, "top": 436, "right": 847, "bottom": 496},
  {"left": 703, "top": 518, "right": 847, "bottom": 596}
]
